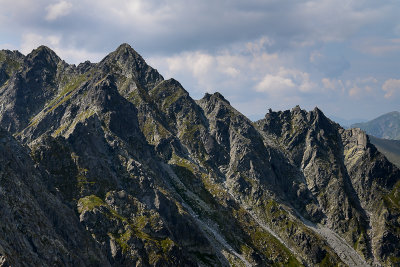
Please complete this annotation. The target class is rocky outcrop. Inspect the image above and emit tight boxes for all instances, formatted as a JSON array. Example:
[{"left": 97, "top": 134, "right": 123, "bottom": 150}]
[{"left": 0, "top": 44, "right": 399, "bottom": 266}]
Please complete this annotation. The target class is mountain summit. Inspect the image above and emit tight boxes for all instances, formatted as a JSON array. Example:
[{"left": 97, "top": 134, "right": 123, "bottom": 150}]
[{"left": 0, "top": 44, "right": 399, "bottom": 266}]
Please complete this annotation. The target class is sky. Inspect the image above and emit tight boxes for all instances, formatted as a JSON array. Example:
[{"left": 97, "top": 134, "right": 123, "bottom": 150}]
[{"left": 1, "top": 0, "right": 399, "bottom": 124}]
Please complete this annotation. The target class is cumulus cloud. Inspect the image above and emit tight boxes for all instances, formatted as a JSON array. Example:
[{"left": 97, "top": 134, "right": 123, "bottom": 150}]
[
  {"left": 382, "top": 79, "right": 400, "bottom": 99},
  {"left": 321, "top": 78, "right": 343, "bottom": 91},
  {"left": 148, "top": 36, "right": 319, "bottom": 117},
  {"left": 256, "top": 75, "right": 295, "bottom": 93},
  {"left": 256, "top": 68, "right": 315, "bottom": 95},
  {"left": 149, "top": 51, "right": 212, "bottom": 92},
  {"left": 321, "top": 77, "right": 378, "bottom": 99},
  {"left": 45, "top": 1, "right": 72, "bottom": 21},
  {"left": 20, "top": 33, "right": 104, "bottom": 64},
  {"left": 148, "top": 37, "right": 282, "bottom": 96},
  {"left": 348, "top": 78, "right": 378, "bottom": 98},
  {"left": 20, "top": 33, "right": 61, "bottom": 54}
]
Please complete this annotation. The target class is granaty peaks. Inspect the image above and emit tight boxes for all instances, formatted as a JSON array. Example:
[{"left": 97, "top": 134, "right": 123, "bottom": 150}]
[
  {"left": 102, "top": 42, "right": 143, "bottom": 65},
  {"left": 26, "top": 45, "right": 61, "bottom": 65},
  {"left": 0, "top": 43, "right": 399, "bottom": 267}
]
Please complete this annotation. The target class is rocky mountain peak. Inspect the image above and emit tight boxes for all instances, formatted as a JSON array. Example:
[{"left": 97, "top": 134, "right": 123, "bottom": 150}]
[
  {"left": 109, "top": 43, "right": 142, "bottom": 62},
  {"left": 308, "top": 106, "right": 340, "bottom": 135},
  {"left": 115, "top": 42, "right": 138, "bottom": 54},
  {"left": 311, "top": 106, "right": 326, "bottom": 119},
  {"left": 201, "top": 91, "right": 230, "bottom": 105},
  {"left": 26, "top": 45, "right": 61, "bottom": 67},
  {"left": 100, "top": 43, "right": 164, "bottom": 92},
  {"left": 76, "top": 60, "right": 95, "bottom": 74},
  {"left": 291, "top": 104, "right": 302, "bottom": 113}
]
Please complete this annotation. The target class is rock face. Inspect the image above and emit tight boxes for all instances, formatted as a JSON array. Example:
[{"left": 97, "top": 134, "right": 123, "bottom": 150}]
[
  {"left": 0, "top": 129, "right": 109, "bottom": 266},
  {"left": 0, "top": 44, "right": 399, "bottom": 266}
]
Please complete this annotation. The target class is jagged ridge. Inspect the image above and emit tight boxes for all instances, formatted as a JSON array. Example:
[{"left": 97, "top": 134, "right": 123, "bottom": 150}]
[{"left": 0, "top": 44, "right": 399, "bottom": 266}]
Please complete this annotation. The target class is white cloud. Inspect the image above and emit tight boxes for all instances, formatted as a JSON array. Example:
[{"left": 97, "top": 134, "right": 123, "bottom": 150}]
[
  {"left": 322, "top": 78, "right": 336, "bottom": 90},
  {"left": 382, "top": 79, "right": 400, "bottom": 99},
  {"left": 348, "top": 85, "right": 362, "bottom": 98},
  {"left": 162, "top": 51, "right": 216, "bottom": 92},
  {"left": 148, "top": 35, "right": 319, "bottom": 112},
  {"left": 148, "top": 36, "right": 282, "bottom": 95},
  {"left": 45, "top": 1, "right": 72, "bottom": 21},
  {"left": 322, "top": 76, "right": 379, "bottom": 98},
  {"left": 348, "top": 84, "right": 373, "bottom": 98},
  {"left": 20, "top": 33, "right": 61, "bottom": 55},
  {"left": 256, "top": 68, "right": 316, "bottom": 95},
  {"left": 107, "top": 0, "right": 175, "bottom": 25},
  {"left": 246, "top": 36, "right": 274, "bottom": 54},
  {"left": 20, "top": 33, "right": 104, "bottom": 63},
  {"left": 56, "top": 47, "right": 105, "bottom": 64},
  {"left": 256, "top": 74, "right": 295, "bottom": 92}
]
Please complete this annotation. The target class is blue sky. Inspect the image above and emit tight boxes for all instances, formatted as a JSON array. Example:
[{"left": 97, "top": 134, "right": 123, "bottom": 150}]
[{"left": 1, "top": 0, "right": 399, "bottom": 124}]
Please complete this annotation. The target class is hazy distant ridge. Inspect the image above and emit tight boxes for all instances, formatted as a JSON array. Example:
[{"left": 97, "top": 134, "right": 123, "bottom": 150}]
[{"left": 351, "top": 111, "right": 400, "bottom": 140}]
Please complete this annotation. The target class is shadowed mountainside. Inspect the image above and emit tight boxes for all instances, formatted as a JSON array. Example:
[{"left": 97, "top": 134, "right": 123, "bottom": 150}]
[{"left": 369, "top": 135, "right": 400, "bottom": 168}]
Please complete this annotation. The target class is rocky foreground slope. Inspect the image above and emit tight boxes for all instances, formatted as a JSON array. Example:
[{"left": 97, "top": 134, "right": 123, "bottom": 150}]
[{"left": 0, "top": 44, "right": 399, "bottom": 266}]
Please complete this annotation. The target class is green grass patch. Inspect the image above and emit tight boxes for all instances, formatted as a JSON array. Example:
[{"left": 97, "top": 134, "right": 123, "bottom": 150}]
[
  {"left": 160, "top": 238, "right": 174, "bottom": 253},
  {"left": 115, "top": 229, "right": 133, "bottom": 253},
  {"left": 46, "top": 73, "right": 89, "bottom": 110},
  {"left": 77, "top": 195, "right": 105, "bottom": 213}
]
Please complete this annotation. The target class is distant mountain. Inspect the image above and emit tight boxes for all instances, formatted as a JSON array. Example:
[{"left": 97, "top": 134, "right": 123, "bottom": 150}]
[
  {"left": 351, "top": 111, "right": 400, "bottom": 140},
  {"left": 329, "top": 115, "right": 367, "bottom": 128},
  {"left": 369, "top": 135, "right": 400, "bottom": 168},
  {"left": 0, "top": 44, "right": 399, "bottom": 266}
]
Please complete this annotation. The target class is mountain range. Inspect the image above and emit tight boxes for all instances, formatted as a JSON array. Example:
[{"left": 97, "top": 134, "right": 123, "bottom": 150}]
[
  {"left": 351, "top": 111, "right": 400, "bottom": 140},
  {"left": 0, "top": 44, "right": 399, "bottom": 267}
]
